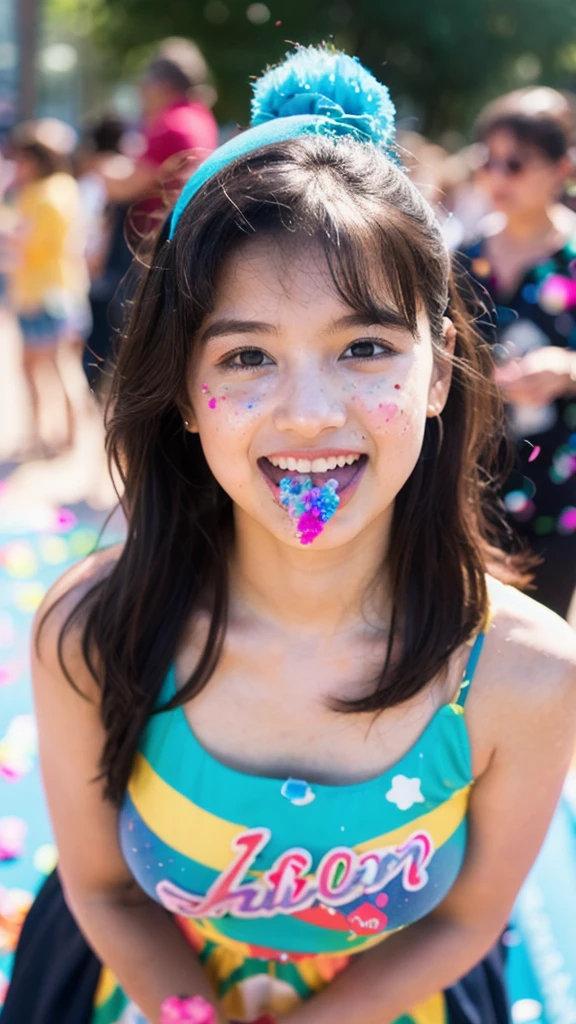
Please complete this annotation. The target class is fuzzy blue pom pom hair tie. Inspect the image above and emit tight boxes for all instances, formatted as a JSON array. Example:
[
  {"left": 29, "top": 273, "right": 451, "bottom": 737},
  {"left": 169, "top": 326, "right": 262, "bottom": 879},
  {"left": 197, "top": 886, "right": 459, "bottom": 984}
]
[{"left": 169, "top": 45, "right": 396, "bottom": 238}]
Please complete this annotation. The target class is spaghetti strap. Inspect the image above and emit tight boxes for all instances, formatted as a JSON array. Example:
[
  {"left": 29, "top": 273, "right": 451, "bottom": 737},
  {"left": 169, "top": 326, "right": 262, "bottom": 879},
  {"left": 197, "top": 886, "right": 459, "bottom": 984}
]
[{"left": 455, "top": 631, "right": 486, "bottom": 707}]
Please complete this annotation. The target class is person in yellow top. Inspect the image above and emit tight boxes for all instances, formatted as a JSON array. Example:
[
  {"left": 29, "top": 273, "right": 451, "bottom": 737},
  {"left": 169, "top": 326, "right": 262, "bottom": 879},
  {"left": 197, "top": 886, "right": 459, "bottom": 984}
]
[{"left": 8, "top": 119, "right": 91, "bottom": 455}]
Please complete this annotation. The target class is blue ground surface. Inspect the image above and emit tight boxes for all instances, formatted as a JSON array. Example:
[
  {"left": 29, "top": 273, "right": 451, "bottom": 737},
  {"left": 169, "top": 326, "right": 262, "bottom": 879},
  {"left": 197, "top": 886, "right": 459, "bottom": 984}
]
[
  {"left": 0, "top": 491, "right": 575, "bottom": 1023},
  {"left": 0, "top": 494, "right": 123, "bottom": 1005}
]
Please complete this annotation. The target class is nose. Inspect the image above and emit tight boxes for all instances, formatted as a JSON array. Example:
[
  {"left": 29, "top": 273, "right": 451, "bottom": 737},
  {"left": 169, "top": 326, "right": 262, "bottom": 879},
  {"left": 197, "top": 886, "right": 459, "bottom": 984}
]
[{"left": 273, "top": 368, "right": 347, "bottom": 438}]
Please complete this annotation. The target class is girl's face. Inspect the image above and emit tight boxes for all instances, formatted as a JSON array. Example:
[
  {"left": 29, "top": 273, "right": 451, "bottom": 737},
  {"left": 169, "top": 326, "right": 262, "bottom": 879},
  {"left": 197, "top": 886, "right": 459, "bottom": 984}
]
[
  {"left": 476, "top": 129, "right": 568, "bottom": 216},
  {"left": 185, "top": 236, "right": 453, "bottom": 550}
]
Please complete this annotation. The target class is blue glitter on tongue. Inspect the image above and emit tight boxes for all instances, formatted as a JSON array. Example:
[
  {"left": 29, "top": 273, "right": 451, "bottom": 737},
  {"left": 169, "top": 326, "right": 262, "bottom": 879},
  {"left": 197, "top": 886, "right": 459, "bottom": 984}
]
[{"left": 279, "top": 476, "right": 340, "bottom": 544}]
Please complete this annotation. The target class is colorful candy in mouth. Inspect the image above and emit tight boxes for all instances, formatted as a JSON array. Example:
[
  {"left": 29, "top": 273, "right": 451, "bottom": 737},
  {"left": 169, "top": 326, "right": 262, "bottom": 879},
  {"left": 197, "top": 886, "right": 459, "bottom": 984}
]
[{"left": 279, "top": 476, "right": 340, "bottom": 545}]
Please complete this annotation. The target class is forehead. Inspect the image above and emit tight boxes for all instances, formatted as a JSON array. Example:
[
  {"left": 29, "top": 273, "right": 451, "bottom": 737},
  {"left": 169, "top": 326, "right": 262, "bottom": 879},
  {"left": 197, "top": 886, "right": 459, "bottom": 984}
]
[
  {"left": 485, "top": 128, "right": 545, "bottom": 159},
  {"left": 212, "top": 236, "right": 344, "bottom": 313},
  {"left": 202, "top": 232, "right": 431, "bottom": 341},
  {"left": 213, "top": 234, "right": 397, "bottom": 319}
]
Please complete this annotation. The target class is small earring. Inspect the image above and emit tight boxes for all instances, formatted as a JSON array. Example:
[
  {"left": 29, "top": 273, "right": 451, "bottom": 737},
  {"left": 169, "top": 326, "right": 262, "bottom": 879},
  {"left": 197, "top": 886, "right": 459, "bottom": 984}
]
[{"left": 184, "top": 420, "right": 189, "bottom": 427}]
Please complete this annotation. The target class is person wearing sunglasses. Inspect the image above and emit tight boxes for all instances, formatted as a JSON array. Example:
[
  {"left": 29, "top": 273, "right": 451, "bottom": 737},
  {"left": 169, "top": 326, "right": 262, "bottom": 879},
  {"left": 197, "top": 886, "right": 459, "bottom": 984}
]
[{"left": 462, "top": 87, "right": 576, "bottom": 618}]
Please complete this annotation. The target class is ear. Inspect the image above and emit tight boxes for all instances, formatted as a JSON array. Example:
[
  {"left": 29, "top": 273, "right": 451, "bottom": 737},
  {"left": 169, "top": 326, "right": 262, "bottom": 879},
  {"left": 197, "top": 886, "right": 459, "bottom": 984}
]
[
  {"left": 427, "top": 317, "right": 456, "bottom": 418},
  {"left": 179, "top": 401, "right": 199, "bottom": 433}
]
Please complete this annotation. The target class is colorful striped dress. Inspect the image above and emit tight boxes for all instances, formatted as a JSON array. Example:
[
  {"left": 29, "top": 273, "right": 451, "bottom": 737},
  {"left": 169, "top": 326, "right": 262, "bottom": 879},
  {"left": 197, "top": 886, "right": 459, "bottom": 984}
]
[{"left": 90, "top": 632, "right": 491, "bottom": 1024}]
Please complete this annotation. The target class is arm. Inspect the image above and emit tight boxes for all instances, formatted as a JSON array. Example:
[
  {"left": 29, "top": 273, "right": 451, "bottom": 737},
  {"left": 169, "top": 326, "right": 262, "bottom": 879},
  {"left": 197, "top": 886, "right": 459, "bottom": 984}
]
[
  {"left": 283, "top": 603, "right": 576, "bottom": 1024},
  {"left": 102, "top": 160, "right": 159, "bottom": 204},
  {"left": 32, "top": 556, "right": 227, "bottom": 1024},
  {"left": 494, "top": 346, "right": 576, "bottom": 403}
]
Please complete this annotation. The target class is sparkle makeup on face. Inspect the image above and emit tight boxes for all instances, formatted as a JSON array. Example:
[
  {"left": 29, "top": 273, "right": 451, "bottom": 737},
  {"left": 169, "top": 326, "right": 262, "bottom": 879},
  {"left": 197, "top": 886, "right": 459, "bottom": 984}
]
[
  {"left": 378, "top": 402, "right": 398, "bottom": 422},
  {"left": 201, "top": 382, "right": 226, "bottom": 410}
]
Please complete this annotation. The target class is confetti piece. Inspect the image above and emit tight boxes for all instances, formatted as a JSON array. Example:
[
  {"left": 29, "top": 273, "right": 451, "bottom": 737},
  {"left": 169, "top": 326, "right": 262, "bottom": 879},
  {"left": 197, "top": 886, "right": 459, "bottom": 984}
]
[
  {"left": 0, "top": 612, "right": 16, "bottom": 649},
  {"left": 527, "top": 445, "right": 541, "bottom": 463},
  {"left": 558, "top": 507, "right": 576, "bottom": 534},
  {"left": 0, "top": 715, "right": 37, "bottom": 780},
  {"left": 69, "top": 528, "right": 98, "bottom": 557},
  {"left": 33, "top": 843, "right": 58, "bottom": 875},
  {"left": 2, "top": 540, "right": 38, "bottom": 579},
  {"left": 13, "top": 581, "right": 46, "bottom": 613},
  {"left": 54, "top": 507, "right": 77, "bottom": 532},
  {"left": 0, "top": 818, "right": 27, "bottom": 861},
  {"left": 280, "top": 778, "right": 316, "bottom": 805},
  {"left": 39, "top": 535, "right": 69, "bottom": 564},
  {"left": 0, "top": 887, "right": 34, "bottom": 954},
  {"left": 201, "top": 383, "right": 210, "bottom": 394},
  {"left": 208, "top": 397, "right": 217, "bottom": 410}
]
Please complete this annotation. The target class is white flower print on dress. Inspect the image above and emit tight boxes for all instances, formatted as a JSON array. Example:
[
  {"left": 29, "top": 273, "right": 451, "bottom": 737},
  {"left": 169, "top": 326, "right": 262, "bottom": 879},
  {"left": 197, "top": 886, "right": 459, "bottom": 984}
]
[{"left": 385, "top": 774, "right": 425, "bottom": 811}]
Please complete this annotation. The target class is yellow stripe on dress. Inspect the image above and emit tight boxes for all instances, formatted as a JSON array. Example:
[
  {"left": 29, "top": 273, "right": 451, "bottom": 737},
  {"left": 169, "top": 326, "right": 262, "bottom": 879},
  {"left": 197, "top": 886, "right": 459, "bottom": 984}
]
[
  {"left": 129, "top": 753, "right": 470, "bottom": 872},
  {"left": 128, "top": 753, "right": 248, "bottom": 872},
  {"left": 410, "top": 992, "right": 448, "bottom": 1024},
  {"left": 355, "top": 784, "right": 471, "bottom": 856},
  {"left": 94, "top": 966, "right": 118, "bottom": 1007}
]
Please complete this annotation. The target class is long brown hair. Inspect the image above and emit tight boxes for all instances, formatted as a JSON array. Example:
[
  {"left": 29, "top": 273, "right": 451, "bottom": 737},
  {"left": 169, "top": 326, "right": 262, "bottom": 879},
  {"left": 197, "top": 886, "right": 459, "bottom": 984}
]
[{"left": 54, "top": 134, "right": 527, "bottom": 804}]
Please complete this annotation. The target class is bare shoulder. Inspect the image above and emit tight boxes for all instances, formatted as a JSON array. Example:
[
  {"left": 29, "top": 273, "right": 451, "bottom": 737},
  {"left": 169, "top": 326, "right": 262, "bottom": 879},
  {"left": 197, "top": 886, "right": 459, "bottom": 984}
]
[
  {"left": 33, "top": 542, "right": 123, "bottom": 693},
  {"left": 478, "top": 576, "right": 576, "bottom": 713}
]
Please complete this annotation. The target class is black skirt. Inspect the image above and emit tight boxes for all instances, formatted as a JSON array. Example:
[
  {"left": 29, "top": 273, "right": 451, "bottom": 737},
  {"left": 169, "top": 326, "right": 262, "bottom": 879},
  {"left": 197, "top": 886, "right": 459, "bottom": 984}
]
[{"left": 2, "top": 870, "right": 510, "bottom": 1024}]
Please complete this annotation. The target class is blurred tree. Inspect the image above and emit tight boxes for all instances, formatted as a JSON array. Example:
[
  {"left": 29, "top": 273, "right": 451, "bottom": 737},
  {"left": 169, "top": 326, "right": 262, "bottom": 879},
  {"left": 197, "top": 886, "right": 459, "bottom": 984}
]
[{"left": 70, "top": 0, "right": 576, "bottom": 137}]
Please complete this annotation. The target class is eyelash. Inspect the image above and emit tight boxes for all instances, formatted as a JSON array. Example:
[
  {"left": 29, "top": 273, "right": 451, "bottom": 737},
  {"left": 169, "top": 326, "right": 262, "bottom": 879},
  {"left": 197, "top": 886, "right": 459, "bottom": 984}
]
[{"left": 218, "top": 339, "right": 395, "bottom": 372}]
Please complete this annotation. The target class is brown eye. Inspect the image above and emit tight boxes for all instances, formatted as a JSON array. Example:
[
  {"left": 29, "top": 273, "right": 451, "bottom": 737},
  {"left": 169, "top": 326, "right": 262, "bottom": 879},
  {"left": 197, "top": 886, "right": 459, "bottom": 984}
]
[
  {"left": 350, "top": 341, "right": 377, "bottom": 358},
  {"left": 342, "top": 339, "right": 390, "bottom": 360},
  {"left": 238, "top": 349, "right": 266, "bottom": 366},
  {"left": 224, "top": 348, "right": 273, "bottom": 370}
]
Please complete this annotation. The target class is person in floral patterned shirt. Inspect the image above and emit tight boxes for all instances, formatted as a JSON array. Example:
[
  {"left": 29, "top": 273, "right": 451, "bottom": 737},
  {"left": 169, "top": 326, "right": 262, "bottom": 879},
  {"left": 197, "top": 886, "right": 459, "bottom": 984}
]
[{"left": 462, "top": 86, "right": 576, "bottom": 617}]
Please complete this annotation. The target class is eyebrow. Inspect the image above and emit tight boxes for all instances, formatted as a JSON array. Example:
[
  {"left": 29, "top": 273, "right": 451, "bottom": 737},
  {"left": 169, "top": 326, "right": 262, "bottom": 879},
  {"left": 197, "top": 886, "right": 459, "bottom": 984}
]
[
  {"left": 199, "top": 307, "right": 414, "bottom": 346},
  {"left": 200, "top": 318, "right": 279, "bottom": 345},
  {"left": 327, "top": 310, "right": 414, "bottom": 334}
]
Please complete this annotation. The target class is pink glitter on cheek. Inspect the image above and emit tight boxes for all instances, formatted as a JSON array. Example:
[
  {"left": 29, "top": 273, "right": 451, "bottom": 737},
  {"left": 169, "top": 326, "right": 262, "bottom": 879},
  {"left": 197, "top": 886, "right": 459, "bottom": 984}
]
[
  {"left": 378, "top": 401, "right": 399, "bottom": 423},
  {"left": 201, "top": 383, "right": 209, "bottom": 395},
  {"left": 208, "top": 397, "right": 217, "bottom": 410}
]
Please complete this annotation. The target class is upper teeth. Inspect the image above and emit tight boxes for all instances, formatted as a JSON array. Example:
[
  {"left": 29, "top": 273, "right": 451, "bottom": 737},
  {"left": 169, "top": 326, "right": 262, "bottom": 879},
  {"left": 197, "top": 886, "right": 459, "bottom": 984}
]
[{"left": 267, "top": 454, "right": 361, "bottom": 473}]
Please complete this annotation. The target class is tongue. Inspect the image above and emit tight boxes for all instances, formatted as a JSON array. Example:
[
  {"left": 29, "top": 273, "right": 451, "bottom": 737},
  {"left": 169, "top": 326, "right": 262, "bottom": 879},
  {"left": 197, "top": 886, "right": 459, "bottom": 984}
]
[{"left": 262, "top": 460, "right": 361, "bottom": 490}]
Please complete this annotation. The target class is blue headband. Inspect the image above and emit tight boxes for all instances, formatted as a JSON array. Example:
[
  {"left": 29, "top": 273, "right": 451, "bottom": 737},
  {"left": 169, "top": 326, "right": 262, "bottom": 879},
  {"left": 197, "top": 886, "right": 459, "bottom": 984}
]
[{"left": 169, "top": 46, "right": 396, "bottom": 239}]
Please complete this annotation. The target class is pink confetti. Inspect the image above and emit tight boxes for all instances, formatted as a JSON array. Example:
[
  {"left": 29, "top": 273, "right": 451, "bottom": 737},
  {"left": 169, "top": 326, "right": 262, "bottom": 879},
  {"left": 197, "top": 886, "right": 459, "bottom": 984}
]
[
  {"left": 0, "top": 818, "right": 26, "bottom": 861},
  {"left": 528, "top": 445, "right": 541, "bottom": 463},
  {"left": 558, "top": 507, "right": 576, "bottom": 534},
  {"left": 201, "top": 383, "right": 209, "bottom": 394},
  {"left": 54, "top": 508, "right": 77, "bottom": 532},
  {"left": 208, "top": 397, "right": 217, "bottom": 410},
  {"left": 394, "top": 384, "right": 401, "bottom": 390}
]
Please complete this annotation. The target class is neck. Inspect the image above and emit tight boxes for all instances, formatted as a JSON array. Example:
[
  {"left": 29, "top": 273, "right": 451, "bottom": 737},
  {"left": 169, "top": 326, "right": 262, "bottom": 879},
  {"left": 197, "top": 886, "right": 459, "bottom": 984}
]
[
  {"left": 503, "top": 206, "right": 556, "bottom": 241},
  {"left": 230, "top": 508, "right": 393, "bottom": 636}
]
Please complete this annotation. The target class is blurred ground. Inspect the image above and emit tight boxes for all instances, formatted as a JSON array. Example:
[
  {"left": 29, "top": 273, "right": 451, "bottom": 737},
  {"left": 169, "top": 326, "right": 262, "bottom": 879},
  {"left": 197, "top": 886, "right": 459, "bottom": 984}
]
[
  {"left": 0, "top": 311, "right": 122, "bottom": 1003},
  {"left": 0, "top": 311, "right": 115, "bottom": 511}
]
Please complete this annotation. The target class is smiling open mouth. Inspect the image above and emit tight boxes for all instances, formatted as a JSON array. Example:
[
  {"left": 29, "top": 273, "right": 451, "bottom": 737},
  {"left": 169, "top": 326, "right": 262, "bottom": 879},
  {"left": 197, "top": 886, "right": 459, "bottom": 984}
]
[{"left": 259, "top": 453, "right": 368, "bottom": 493}]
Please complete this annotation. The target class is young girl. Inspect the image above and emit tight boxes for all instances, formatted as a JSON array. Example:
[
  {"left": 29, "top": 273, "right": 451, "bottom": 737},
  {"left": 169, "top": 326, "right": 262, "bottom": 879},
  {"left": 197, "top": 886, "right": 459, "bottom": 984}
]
[{"left": 4, "top": 47, "right": 576, "bottom": 1024}]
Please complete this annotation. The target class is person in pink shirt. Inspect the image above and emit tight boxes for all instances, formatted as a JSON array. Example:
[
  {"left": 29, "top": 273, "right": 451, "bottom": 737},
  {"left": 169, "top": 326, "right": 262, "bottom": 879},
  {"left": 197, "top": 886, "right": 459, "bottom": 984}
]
[
  {"left": 104, "top": 37, "right": 218, "bottom": 206},
  {"left": 83, "top": 40, "right": 218, "bottom": 391}
]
